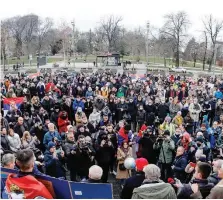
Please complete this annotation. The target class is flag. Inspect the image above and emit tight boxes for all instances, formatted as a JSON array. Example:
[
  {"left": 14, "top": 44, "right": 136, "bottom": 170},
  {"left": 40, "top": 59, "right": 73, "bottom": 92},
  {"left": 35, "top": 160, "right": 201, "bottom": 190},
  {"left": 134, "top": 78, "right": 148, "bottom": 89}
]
[
  {"left": 28, "top": 72, "right": 40, "bottom": 79},
  {"left": 3, "top": 97, "right": 24, "bottom": 110}
]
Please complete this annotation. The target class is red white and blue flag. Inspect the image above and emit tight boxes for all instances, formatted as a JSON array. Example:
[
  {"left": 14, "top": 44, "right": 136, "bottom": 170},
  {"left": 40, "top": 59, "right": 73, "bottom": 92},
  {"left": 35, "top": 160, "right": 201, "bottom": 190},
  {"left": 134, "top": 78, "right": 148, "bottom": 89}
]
[{"left": 3, "top": 97, "right": 24, "bottom": 110}]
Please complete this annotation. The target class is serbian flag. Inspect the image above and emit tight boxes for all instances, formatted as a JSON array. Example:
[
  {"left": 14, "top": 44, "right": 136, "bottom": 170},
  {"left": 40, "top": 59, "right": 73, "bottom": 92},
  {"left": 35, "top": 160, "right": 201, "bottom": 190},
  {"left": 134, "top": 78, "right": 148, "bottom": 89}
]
[
  {"left": 3, "top": 97, "right": 24, "bottom": 110},
  {"left": 28, "top": 72, "right": 40, "bottom": 79},
  {"left": 129, "top": 74, "right": 146, "bottom": 81}
]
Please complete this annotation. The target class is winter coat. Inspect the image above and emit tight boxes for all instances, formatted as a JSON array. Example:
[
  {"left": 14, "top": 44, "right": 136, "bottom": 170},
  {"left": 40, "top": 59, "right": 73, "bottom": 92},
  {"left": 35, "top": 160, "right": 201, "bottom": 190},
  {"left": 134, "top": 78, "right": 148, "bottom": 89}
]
[
  {"left": 89, "top": 112, "right": 101, "bottom": 127},
  {"left": 117, "top": 103, "right": 128, "bottom": 121},
  {"left": 41, "top": 99, "right": 54, "bottom": 114},
  {"left": 169, "top": 103, "right": 181, "bottom": 118},
  {"left": 138, "top": 135, "right": 157, "bottom": 164},
  {"left": 13, "top": 123, "right": 28, "bottom": 138},
  {"left": 21, "top": 137, "right": 40, "bottom": 151},
  {"left": 72, "top": 100, "right": 84, "bottom": 113},
  {"left": 208, "top": 173, "right": 221, "bottom": 186},
  {"left": 178, "top": 90, "right": 188, "bottom": 102},
  {"left": 23, "top": 118, "right": 33, "bottom": 130},
  {"left": 177, "top": 179, "right": 214, "bottom": 199},
  {"left": 189, "top": 103, "right": 202, "bottom": 122},
  {"left": 1, "top": 118, "right": 9, "bottom": 131},
  {"left": 214, "top": 91, "right": 223, "bottom": 99},
  {"left": 85, "top": 90, "right": 94, "bottom": 98},
  {"left": 120, "top": 171, "right": 145, "bottom": 199},
  {"left": 116, "top": 147, "right": 132, "bottom": 179},
  {"left": 127, "top": 102, "right": 137, "bottom": 121},
  {"left": 172, "top": 154, "right": 188, "bottom": 182},
  {"left": 20, "top": 102, "right": 32, "bottom": 115},
  {"left": 1, "top": 135, "right": 11, "bottom": 153},
  {"left": 157, "top": 104, "right": 169, "bottom": 121},
  {"left": 215, "top": 103, "right": 223, "bottom": 116},
  {"left": 62, "top": 103, "right": 74, "bottom": 123},
  {"left": 136, "top": 110, "right": 146, "bottom": 123},
  {"left": 50, "top": 111, "right": 60, "bottom": 127},
  {"left": 153, "top": 139, "right": 175, "bottom": 164},
  {"left": 7, "top": 133, "right": 21, "bottom": 152},
  {"left": 58, "top": 113, "right": 69, "bottom": 133},
  {"left": 132, "top": 181, "right": 177, "bottom": 199},
  {"left": 96, "top": 145, "right": 115, "bottom": 165},
  {"left": 62, "top": 139, "right": 77, "bottom": 170},
  {"left": 84, "top": 101, "right": 93, "bottom": 116},
  {"left": 43, "top": 131, "right": 62, "bottom": 148},
  {"left": 44, "top": 150, "right": 66, "bottom": 178},
  {"left": 190, "top": 180, "right": 223, "bottom": 199}
]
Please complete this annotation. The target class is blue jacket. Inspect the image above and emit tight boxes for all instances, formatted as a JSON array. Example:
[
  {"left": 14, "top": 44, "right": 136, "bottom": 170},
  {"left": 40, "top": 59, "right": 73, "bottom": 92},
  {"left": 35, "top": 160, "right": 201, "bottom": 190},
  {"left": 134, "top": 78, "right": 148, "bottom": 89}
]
[
  {"left": 215, "top": 91, "right": 223, "bottom": 99},
  {"left": 85, "top": 91, "right": 94, "bottom": 98},
  {"left": 43, "top": 131, "right": 62, "bottom": 148},
  {"left": 72, "top": 99, "right": 84, "bottom": 112},
  {"left": 172, "top": 154, "right": 187, "bottom": 182},
  {"left": 44, "top": 150, "right": 66, "bottom": 178},
  {"left": 120, "top": 171, "right": 145, "bottom": 199}
]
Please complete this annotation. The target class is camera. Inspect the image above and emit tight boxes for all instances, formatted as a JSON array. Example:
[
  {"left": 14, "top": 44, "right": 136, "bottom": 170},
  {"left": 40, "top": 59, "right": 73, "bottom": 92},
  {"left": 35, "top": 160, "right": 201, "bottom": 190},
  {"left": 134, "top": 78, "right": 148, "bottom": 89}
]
[{"left": 157, "top": 135, "right": 165, "bottom": 143}]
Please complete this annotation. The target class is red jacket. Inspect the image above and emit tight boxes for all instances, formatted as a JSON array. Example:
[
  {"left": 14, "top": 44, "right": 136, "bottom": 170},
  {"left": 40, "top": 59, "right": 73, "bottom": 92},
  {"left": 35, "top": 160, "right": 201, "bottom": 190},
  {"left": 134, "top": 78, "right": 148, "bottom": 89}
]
[
  {"left": 58, "top": 112, "right": 69, "bottom": 133},
  {"left": 6, "top": 173, "right": 53, "bottom": 199}
]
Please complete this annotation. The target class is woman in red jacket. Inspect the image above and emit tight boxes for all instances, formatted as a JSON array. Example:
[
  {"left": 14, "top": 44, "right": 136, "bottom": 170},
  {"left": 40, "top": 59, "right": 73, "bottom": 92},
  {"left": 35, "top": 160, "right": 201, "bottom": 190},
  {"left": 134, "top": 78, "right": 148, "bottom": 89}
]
[{"left": 58, "top": 111, "right": 70, "bottom": 137}]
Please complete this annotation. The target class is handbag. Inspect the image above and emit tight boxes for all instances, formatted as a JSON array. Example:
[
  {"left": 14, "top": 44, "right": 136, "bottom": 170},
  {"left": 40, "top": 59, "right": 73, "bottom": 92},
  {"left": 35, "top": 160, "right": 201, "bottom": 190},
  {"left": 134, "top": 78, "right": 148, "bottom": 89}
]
[{"left": 119, "top": 163, "right": 126, "bottom": 171}]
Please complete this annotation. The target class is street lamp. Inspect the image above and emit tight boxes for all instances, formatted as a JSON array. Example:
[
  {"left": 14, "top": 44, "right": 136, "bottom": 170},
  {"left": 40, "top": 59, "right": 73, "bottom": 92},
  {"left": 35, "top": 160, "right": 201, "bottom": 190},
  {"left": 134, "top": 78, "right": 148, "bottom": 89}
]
[{"left": 146, "top": 21, "right": 150, "bottom": 65}]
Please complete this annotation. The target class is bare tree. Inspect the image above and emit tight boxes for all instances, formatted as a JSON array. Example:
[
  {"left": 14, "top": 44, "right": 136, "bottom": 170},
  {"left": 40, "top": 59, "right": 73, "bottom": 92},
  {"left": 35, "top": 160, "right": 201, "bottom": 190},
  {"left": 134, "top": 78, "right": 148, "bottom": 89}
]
[
  {"left": 100, "top": 15, "right": 123, "bottom": 52},
  {"left": 5, "top": 16, "right": 28, "bottom": 59},
  {"left": 22, "top": 14, "right": 38, "bottom": 55},
  {"left": 36, "top": 17, "right": 53, "bottom": 55},
  {"left": 161, "top": 11, "right": 190, "bottom": 67},
  {"left": 201, "top": 31, "right": 208, "bottom": 70},
  {"left": 1, "top": 22, "right": 8, "bottom": 70},
  {"left": 203, "top": 15, "right": 223, "bottom": 71}
]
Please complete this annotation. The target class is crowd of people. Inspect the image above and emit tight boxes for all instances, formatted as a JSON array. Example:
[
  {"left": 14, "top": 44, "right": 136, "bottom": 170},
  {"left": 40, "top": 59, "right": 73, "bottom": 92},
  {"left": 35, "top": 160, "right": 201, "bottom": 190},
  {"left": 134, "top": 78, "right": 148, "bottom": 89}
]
[{"left": 1, "top": 69, "right": 223, "bottom": 199}]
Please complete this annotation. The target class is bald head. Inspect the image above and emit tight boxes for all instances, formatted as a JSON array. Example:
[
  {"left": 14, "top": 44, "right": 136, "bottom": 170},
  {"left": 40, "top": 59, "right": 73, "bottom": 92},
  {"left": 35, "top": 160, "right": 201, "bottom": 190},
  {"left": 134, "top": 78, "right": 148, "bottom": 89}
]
[{"left": 48, "top": 123, "right": 55, "bottom": 132}]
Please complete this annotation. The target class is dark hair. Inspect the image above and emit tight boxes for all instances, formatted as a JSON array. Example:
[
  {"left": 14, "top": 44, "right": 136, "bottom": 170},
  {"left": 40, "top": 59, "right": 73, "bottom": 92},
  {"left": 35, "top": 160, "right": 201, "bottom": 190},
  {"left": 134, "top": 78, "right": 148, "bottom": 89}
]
[
  {"left": 197, "top": 162, "right": 212, "bottom": 179},
  {"left": 16, "top": 149, "right": 34, "bottom": 170}
]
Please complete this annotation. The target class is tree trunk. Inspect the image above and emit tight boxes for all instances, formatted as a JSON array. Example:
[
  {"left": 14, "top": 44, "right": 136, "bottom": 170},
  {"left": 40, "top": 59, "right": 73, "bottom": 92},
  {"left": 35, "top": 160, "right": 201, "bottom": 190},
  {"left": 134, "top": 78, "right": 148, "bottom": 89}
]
[
  {"left": 193, "top": 58, "right": 196, "bottom": 68},
  {"left": 175, "top": 34, "right": 180, "bottom": 67},
  {"left": 209, "top": 47, "right": 215, "bottom": 71},
  {"left": 203, "top": 49, "right": 207, "bottom": 71}
]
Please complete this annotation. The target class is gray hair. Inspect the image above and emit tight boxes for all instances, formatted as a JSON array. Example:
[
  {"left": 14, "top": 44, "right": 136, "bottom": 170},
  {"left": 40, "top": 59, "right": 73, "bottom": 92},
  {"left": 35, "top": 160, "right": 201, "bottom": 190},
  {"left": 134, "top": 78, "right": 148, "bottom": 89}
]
[
  {"left": 216, "top": 159, "right": 223, "bottom": 169},
  {"left": 2, "top": 153, "right": 15, "bottom": 167},
  {"left": 143, "top": 164, "right": 161, "bottom": 182},
  {"left": 89, "top": 165, "right": 103, "bottom": 180}
]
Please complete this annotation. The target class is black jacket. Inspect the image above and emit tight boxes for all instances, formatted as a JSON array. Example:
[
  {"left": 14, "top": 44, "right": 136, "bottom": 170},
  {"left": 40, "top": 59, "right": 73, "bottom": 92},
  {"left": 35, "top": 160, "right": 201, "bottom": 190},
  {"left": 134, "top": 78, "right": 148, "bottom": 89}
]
[
  {"left": 172, "top": 154, "right": 187, "bottom": 182},
  {"left": 63, "top": 139, "right": 77, "bottom": 169},
  {"left": 127, "top": 102, "right": 137, "bottom": 120},
  {"left": 208, "top": 173, "right": 221, "bottom": 186},
  {"left": 120, "top": 171, "right": 145, "bottom": 199},
  {"left": 13, "top": 123, "right": 28, "bottom": 138},
  {"left": 177, "top": 179, "right": 214, "bottom": 199},
  {"left": 157, "top": 104, "right": 169, "bottom": 120},
  {"left": 96, "top": 145, "right": 115, "bottom": 164},
  {"left": 84, "top": 101, "right": 93, "bottom": 116},
  {"left": 1, "top": 135, "right": 11, "bottom": 153},
  {"left": 138, "top": 135, "right": 157, "bottom": 164}
]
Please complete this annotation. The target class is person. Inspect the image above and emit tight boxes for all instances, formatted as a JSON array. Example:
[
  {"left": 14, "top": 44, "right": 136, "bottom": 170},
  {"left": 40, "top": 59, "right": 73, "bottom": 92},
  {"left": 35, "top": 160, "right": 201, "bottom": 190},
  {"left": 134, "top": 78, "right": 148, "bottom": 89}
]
[
  {"left": 1, "top": 154, "right": 15, "bottom": 199},
  {"left": 57, "top": 110, "right": 70, "bottom": 136},
  {"left": 208, "top": 159, "right": 223, "bottom": 185},
  {"left": 95, "top": 139, "right": 114, "bottom": 183},
  {"left": 13, "top": 117, "right": 28, "bottom": 138},
  {"left": 177, "top": 162, "right": 214, "bottom": 199},
  {"left": 190, "top": 162, "right": 223, "bottom": 199},
  {"left": 5, "top": 149, "right": 53, "bottom": 199},
  {"left": 137, "top": 127, "right": 157, "bottom": 164},
  {"left": 85, "top": 165, "right": 103, "bottom": 183},
  {"left": 21, "top": 131, "right": 40, "bottom": 152},
  {"left": 172, "top": 146, "right": 187, "bottom": 183},
  {"left": 7, "top": 125, "right": 21, "bottom": 153},
  {"left": 44, "top": 141, "right": 66, "bottom": 179},
  {"left": 132, "top": 164, "right": 177, "bottom": 199},
  {"left": 189, "top": 98, "right": 202, "bottom": 132},
  {"left": 153, "top": 130, "right": 175, "bottom": 181},
  {"left": 1, "top": 127, "right": 12, "bottom": 154},
  {"left": 116, "top": 141, "right": 132, "bottom": 187},
  {"left": 43, "top": 123, "right": 62, "bottom": 149},
  {"left": 120, "top": 158, "right": 148, "bottom": 199},
  {"left": 63, "top": 132, "right": 77, "bottom": 181}
]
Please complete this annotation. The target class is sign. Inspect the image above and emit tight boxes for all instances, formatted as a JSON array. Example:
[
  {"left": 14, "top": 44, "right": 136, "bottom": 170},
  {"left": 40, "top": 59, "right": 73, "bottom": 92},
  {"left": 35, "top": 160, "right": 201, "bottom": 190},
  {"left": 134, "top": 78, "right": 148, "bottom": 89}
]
[{"left": 1, "top": 168, "right": 113, "bottom": 199}]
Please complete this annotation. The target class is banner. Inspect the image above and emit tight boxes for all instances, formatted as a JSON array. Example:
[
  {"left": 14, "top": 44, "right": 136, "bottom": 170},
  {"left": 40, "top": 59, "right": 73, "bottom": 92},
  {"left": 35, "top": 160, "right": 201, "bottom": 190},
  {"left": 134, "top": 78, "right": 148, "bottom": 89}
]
[
  {"left": 3, "top": 97, "right": 24, "bottom": 110},
  {"left": 1, "top": 168, "right": 113, "bottom": 199}
]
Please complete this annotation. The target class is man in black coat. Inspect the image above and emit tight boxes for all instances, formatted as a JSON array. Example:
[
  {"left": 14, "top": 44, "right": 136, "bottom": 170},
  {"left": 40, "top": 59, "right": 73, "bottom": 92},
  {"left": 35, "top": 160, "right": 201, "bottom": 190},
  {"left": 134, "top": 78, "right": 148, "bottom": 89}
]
[
  {"left": 95, "top": 139, "right": 115, "bottom": 183},
  {"left": 172, "top": 146, "right": 187, "bottom": 183},
  {"left": 137, "top": 127, "right": 157, "bottom": 164},
  {"left": 13, "top": 117, "right": 28, "bottom": 138},
  {"left": 127, "top": 98, "right": 137, "bottom": 131},
  {"left": 157, "top": 98, "right": 169, "bottom": 123},
  {"left": 120, "top": 158, "right": 148, "bottom": 199},
  {"left": 63, "top": 132, "right": 77, "bottom": 181}
]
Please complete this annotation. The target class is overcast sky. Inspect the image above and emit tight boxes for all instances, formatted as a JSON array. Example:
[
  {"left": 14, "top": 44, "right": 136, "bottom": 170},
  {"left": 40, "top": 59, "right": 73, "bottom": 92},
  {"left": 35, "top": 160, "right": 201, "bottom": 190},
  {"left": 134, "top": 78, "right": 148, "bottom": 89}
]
[{"left": 1, "top": 0, "right": 223, "bottom": 39}]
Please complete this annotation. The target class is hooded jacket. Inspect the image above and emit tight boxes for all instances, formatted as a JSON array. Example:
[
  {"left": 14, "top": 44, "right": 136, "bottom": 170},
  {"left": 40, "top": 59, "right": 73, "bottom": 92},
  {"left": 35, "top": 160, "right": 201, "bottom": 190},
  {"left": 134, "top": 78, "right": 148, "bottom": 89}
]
[
  {"left": 132, "top": 181, "right": 177, "bottom": 199},
  {"left": 58, "top": 112, "right": 69, "bottom": 133}
]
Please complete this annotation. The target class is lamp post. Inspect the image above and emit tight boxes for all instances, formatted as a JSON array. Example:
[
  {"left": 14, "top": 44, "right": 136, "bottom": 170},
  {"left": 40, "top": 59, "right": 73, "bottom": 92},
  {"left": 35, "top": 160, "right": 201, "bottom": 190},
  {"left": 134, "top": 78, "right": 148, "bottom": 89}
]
[
  {"left": 71, "top": 20, "right": 75, "bottom": 67},
  {"left": 146, "top": 21, "right": 150, "bottom": 65}
]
